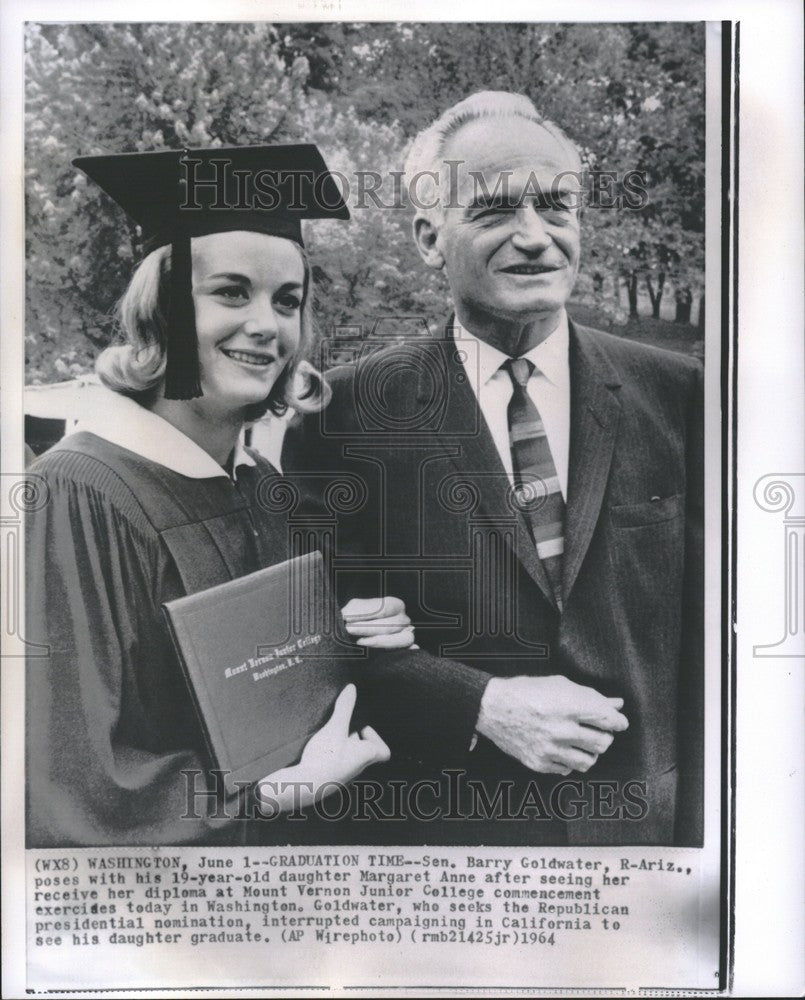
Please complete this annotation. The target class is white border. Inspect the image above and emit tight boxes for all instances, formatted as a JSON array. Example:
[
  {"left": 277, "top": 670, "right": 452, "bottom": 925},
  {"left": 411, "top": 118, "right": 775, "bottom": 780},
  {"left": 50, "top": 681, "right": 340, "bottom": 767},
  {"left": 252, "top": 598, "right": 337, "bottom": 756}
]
[{"left": 2, "top": 2, "right": 803, "bottom": 997}]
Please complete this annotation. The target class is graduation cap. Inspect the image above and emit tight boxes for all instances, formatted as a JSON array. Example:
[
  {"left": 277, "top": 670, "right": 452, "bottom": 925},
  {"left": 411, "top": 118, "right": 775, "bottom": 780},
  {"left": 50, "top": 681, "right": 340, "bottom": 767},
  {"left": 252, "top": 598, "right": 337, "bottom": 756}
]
[{"left": 73, "top": 144, "right": 350, "bottom": 399}]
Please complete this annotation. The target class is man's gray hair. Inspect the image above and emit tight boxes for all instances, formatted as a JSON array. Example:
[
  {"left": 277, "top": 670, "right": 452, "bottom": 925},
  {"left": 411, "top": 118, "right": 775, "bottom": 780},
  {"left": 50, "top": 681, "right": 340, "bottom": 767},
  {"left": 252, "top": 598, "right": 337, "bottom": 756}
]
[{"left": 404, "top": 90, "right": 583, "bottom": 227}]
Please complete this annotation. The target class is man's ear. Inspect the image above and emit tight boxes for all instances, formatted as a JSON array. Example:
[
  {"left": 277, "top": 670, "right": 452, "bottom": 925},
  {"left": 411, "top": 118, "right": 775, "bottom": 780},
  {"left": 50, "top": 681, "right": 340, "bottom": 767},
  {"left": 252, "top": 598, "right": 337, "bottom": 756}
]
[{"left": 413, "top": 216, "right": 445, "bottom": 270}]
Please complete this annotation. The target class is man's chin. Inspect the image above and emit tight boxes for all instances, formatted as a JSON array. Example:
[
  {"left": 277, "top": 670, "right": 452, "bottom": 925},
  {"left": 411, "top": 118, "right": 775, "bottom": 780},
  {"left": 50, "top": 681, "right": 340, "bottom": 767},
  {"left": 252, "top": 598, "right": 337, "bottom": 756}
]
[
  {"left": 495, "top": 272, "right": 576, "bottom": 313},
  {"left": 492, "top": 298, "right": 569, "bottom": 321}
]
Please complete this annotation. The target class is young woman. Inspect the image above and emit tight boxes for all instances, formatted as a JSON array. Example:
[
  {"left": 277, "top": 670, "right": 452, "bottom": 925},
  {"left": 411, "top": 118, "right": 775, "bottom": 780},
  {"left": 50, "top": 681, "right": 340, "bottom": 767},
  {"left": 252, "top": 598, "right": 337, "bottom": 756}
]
[{"left": 26, "top": 144, "right": 411, "bottom": 847}]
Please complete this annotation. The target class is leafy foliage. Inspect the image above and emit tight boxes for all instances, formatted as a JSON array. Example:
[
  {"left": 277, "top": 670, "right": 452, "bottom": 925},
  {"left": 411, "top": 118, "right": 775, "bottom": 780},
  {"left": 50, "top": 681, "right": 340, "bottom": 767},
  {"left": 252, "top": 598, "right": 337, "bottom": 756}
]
[{"left": 25, "top": 22, "right": 705, "bottom": 382}]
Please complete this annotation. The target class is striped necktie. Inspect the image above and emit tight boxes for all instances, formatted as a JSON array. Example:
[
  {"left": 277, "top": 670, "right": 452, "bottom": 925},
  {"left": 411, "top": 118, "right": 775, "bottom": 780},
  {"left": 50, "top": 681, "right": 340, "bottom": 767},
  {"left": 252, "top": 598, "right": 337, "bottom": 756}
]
[{"left": 502, "top": 357, "right": 565, "bottom": 611}]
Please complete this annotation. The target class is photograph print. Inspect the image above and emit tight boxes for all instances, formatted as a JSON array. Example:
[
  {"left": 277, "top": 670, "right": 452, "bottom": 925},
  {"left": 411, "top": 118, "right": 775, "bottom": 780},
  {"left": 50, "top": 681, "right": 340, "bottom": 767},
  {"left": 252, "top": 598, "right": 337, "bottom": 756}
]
[{"left": 23, "top": 21, "right": 708, "bottom": 850}]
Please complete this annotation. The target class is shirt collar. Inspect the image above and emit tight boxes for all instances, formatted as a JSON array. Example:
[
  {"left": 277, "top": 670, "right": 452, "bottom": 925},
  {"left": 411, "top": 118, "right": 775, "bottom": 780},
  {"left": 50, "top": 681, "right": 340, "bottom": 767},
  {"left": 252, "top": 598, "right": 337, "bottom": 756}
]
[
  {"left": 524, "top": 311, "right": 570, "bottom": 388},
  {"left": 74, "top": 386, "right": 256, "bottom": 480},
  {"left": 456, "top": 311, "right": 570, "bottom": 388}
]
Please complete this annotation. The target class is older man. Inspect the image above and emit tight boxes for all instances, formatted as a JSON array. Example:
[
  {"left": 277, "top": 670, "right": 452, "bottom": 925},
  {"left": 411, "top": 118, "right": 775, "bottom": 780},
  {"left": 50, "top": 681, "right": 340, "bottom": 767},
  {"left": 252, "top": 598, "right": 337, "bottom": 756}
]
[{"left": 284, "top": 91, "right": 703, "bottom": 846}]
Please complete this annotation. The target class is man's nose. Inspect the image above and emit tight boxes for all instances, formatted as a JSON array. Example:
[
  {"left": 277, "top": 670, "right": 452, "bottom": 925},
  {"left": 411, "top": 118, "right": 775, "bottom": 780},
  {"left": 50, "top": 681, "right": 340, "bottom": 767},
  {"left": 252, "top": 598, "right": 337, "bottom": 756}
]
[{"left": 510, "top": 205, "right": 551, "bottom": 252}]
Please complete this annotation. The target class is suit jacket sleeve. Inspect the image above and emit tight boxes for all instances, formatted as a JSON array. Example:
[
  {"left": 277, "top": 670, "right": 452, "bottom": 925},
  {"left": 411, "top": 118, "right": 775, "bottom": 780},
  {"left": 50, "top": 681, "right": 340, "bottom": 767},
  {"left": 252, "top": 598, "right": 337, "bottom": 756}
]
[{"left": 282, "top": 375, "right": 492, "bottom": 763}]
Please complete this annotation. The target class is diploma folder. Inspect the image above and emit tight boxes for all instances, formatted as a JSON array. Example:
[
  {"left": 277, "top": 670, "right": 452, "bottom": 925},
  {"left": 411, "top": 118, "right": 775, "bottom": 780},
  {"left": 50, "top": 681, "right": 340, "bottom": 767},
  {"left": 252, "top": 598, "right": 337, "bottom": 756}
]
[{"left": 163, "top": 551, "right": 351, "bottom": 796}]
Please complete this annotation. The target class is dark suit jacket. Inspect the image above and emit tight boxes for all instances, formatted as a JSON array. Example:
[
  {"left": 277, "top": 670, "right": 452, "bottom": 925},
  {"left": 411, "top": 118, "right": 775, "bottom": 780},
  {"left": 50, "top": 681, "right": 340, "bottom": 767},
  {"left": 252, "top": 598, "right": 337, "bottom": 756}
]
[{"left": 283, "top": 319, "right": 704, "bottom": 846}]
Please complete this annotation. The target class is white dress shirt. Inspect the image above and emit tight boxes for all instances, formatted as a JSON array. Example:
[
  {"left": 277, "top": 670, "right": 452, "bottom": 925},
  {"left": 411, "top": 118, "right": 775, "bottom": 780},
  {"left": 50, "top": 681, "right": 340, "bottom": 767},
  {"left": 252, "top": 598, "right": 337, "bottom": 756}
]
[{"left": 454, "top": 312, "right": 571, "bottom": 499}]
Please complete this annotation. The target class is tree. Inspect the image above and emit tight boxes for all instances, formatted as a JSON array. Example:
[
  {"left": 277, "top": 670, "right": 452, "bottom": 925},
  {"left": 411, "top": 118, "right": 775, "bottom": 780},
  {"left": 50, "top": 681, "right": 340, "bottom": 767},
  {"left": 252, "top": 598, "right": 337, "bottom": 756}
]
[
  {"left": 24, "top": 22, "right": 706, "bottom": 383},
  {"left": 25, "top": 22, "right": 307, "bottom": 381},
  {"left": 330, "top": 22, "right": 706, "bottom": 327}
]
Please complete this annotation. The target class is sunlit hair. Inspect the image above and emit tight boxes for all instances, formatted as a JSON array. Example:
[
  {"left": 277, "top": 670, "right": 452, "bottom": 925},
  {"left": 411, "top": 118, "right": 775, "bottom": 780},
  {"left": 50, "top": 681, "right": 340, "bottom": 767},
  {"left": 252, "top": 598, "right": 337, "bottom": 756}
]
[
  {"left": 403, "top": 90, "right": 583, "bottom": 229},
  {"left": 96, "top": 240, "right": 330, "bottom": 419}
]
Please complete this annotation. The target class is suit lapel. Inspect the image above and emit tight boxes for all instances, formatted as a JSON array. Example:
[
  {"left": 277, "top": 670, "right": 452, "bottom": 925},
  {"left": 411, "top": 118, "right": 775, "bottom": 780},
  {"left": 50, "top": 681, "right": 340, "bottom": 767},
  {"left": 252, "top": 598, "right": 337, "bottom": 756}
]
[
  {"left": 563, "top": 322, "right": 623, "bottom": 603},
  {"left": 420, "top": 321, "right": 554, "bottom": 604}
]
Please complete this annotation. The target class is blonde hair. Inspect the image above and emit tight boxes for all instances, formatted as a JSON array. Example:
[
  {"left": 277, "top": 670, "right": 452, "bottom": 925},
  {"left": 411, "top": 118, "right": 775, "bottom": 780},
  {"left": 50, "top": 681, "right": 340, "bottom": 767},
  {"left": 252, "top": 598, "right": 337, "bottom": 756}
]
[
  {"left": 404, "top": 90, "right": 583, "bottom": 229},
  {"left": 96, "top": 240, "right": 330, "bottom": 418}
]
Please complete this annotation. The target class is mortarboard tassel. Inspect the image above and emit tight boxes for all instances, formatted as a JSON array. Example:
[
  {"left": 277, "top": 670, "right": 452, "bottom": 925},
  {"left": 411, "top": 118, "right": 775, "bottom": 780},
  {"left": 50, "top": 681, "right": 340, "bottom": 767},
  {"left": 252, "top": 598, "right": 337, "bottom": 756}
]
[{"left": 163, "top": 223, "right": 202, "bottom": 400}]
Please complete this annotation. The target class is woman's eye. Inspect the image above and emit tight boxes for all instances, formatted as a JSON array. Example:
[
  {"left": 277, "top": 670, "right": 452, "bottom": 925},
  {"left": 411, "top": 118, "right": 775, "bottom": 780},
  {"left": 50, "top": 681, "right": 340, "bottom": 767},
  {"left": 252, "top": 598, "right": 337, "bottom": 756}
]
[
  {"left": 214, "top": 285, "right": 248, "bottom": 301},
  {"left": 275, "top": 293, "right": 302, "bottom": 312}
]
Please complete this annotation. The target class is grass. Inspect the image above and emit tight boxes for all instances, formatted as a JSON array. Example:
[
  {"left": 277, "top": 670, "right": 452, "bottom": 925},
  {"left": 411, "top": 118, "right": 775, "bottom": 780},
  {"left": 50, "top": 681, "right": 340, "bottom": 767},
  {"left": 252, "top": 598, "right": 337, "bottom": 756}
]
[{"left": 567, "top": 302, "right": 704, "bottom": 359}]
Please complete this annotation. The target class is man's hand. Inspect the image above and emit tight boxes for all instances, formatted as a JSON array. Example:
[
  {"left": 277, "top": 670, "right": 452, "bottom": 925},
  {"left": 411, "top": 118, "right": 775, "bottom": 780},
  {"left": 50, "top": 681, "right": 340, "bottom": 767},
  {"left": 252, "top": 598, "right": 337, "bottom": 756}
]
[{"left": 476, "top": 675, "right": 628, "bottom": 775}]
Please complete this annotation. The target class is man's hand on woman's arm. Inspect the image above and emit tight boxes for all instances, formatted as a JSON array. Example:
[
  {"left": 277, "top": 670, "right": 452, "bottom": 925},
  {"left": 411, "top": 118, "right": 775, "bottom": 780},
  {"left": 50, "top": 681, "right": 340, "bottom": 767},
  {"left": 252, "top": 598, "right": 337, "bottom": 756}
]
[{"left": 341, "top": 595, "right": 417, "bottom": 649}]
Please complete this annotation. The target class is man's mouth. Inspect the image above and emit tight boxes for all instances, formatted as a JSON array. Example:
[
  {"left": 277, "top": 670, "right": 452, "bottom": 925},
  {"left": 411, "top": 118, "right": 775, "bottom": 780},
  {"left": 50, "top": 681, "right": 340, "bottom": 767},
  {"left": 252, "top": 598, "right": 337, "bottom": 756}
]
[
  {"left": 220, "top": 348, "right": 276, "bottom": 367},
  {"left": 500, "top": 263, "right": 561, "bottom": 275}
]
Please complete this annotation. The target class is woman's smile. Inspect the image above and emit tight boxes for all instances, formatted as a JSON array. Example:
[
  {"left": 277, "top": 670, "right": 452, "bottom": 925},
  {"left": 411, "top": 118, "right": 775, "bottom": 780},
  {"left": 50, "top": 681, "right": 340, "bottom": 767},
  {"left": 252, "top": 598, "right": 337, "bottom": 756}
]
[{"left": 219, "top": 346, "right": 277, "bottom": 368}]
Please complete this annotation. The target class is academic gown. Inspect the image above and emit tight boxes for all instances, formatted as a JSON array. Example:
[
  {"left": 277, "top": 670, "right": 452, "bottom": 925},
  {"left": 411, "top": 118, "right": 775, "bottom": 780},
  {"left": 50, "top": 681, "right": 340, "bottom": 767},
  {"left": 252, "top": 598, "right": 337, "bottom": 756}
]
[{"left": 26, "top": 429, "right": 308, "bottom": 847}]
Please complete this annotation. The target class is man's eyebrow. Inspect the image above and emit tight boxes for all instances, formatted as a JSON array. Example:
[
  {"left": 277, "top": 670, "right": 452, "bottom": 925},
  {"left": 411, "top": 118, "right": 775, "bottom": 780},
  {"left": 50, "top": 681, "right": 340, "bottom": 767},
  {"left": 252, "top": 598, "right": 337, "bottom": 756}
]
[
  {"left": 467, "top": 185, "right": 580, "bottom": 212},
  {"left": 466, "top": 192, "right": 518, "bottom": 211}
]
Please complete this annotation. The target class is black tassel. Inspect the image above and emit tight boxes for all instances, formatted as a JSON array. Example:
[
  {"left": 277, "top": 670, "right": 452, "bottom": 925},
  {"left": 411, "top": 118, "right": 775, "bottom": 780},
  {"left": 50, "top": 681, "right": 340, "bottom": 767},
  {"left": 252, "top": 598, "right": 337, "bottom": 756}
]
[{"left": 164, "top": 225, "right": 202, "bottom": 400}]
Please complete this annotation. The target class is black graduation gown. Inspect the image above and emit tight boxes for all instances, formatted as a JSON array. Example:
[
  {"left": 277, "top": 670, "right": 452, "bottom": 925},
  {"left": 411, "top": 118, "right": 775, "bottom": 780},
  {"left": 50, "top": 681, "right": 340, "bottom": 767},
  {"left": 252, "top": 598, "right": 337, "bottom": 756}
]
[{"left": 26, "top": 430, "right": 301, "bottom": 847}]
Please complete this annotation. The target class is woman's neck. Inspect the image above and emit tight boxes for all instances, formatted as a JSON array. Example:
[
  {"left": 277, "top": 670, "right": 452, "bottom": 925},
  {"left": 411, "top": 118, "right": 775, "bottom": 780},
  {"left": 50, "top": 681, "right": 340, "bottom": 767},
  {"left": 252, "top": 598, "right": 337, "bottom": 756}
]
[{"left": 149, "top": 397, "right": 244, "bottom": 468}]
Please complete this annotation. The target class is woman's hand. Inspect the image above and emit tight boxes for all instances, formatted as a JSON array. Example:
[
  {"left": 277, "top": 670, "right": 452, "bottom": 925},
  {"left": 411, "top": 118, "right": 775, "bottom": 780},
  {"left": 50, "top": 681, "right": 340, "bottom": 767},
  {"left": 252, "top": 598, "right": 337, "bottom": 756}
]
[
  {"left": 256, "top": 684, "right": 389, "bottom": 813},
  {"left": 341, "top": 595, "right": 418, "bottom": 649}
]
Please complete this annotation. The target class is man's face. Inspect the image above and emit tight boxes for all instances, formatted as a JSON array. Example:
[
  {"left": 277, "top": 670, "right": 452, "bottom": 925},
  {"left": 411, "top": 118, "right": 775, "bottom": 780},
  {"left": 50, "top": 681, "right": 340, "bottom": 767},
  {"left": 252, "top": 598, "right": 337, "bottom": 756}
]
[{"left": 430, "top": 117, "right": 582, "bottom": 331}]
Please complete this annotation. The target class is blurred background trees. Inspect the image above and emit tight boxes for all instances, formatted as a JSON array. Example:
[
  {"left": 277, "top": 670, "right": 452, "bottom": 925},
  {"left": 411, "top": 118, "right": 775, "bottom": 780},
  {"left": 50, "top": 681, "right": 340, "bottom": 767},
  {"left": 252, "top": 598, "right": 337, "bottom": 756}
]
[{"left": 25, "top": 21, "right": 705, "bottom": 383}]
